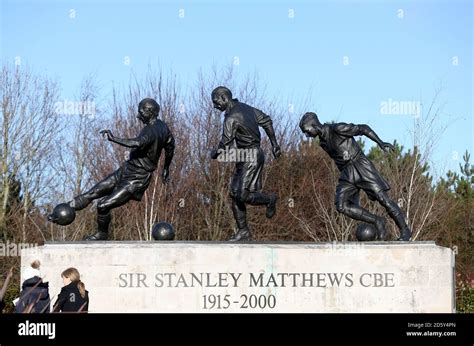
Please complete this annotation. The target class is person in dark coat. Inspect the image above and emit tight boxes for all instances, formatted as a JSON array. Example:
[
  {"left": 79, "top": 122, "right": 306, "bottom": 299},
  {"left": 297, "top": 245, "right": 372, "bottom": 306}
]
[
  {"left": 53, "top": 267, "right": 89, "bottom": 313},
  {"left": 299, "top": 112, "right": 412, "bottom": 241},
  {"left": 15, "top": 260, "right": 50, "bottom": 313}
]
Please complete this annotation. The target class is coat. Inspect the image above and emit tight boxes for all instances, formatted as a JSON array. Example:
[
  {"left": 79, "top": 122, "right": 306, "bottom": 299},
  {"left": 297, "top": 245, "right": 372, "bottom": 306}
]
[
  {"left": 15, "top": 276, "right": 50, "bottom": 313},
  {"left": 53, "top": 281, "right": 89, "bottom": 312}
]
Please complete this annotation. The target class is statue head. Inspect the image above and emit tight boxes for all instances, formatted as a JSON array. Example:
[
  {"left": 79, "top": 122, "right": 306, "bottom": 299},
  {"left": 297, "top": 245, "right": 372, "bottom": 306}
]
[
  {"left": 299, "top": 112, "right": 322, "bottom": 138},
  {"left": 137, "top": 98, "right": 160, "bottom": 124},
  {"left": 211, "top": 86, "right": 233, "bottom": 111}
]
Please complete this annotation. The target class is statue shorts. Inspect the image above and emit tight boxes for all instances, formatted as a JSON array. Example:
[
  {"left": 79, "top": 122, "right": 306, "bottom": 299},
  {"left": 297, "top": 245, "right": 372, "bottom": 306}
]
[
  {"left": 230, "top": 147, "right": 265, "bottom": 199},
  {"left": 335, "top": 154, "right": 390, "bottom": 205}
]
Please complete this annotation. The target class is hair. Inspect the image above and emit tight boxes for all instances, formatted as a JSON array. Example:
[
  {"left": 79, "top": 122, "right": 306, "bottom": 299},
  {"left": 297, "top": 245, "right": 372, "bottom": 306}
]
[
  {"left": 211, "top": 86, "right": 232, "bottom": 99},
  {"left": 61, "top": 267, "right": 86, "bottom": 298},
  {"left": 299, "top": 112, "right": 320, "bottom": 129},
  {"left": 31, "top": 260, "right": 41, "bottom": 269},
  {"left": 139, "top": 98, "right": 160, "bottom": 116}
]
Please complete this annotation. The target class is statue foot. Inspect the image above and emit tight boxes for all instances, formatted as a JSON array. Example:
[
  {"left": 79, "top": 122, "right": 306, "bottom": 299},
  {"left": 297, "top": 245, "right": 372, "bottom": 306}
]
[
  {"left": 83, "top": 231, "right": 108, "bottom": 241},
  {"left": 397, "top": 228, "right": 412, "bottom": 241},
  {"left": 266, "top": 194, "right": 278, "bottom": 219},
  {"left": 228, "top": 228, "right": 252, "bottom": 242},
  {"left": 374, "top": 218, "right": 387, "bottom": 240}
]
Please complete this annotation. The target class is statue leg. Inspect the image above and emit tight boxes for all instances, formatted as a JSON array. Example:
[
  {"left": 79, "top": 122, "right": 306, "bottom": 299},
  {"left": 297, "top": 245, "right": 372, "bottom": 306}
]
[
  {"left": 335, "top": 182, "right": 388, "bottom": 240},
  {"left": 374, "top": 190, "right": 412, "bottom": 241},
  {"left": 231, "top": 198, "right": 247, "bottom": 230},
  {"left": 84, "top": 187, "right": 133, "bottom": 241},
  {"left": 241, "top": 149, "right": 277, "bottom": 218},
  {"left": 228, "top": 189, "right": 276, "bottom": 241},
  {"left": 228, "top": 187, "right": 252, "bottom": 242},
  {"left": 246, "top": 191, "right": 270, "bottom": 205},
  {"left": 246, "top": 191, "right": 277, "bottom": 219},
  {"left": 227, "top": 164, "right": 251, "bottom": 241},
  {"left": 70, "top": 171, "right": 118, "bottom": 211},
  {"left": 228, "top": 195, "right": 251, "bottom": 241}
]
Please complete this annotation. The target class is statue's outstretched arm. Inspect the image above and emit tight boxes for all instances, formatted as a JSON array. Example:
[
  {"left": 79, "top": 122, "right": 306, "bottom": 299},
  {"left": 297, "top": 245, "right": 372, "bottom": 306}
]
[
  {"left": 164, "top": 134, "right": 175, "bottom": 168},
  {"left": 255, "top": 109, "right": 281, "bottom": 158},
  {"left": 99, "top": 129, "right": 149, "bottom": 149},
  {"left": 210, "top": 117, "right": 236, "bottom": 159},
  {"left": 334, "top": 123, "right": 394, "bottom": 153},
  {"left": 359, "top": 125, "right": 394, "bottom": 152}
]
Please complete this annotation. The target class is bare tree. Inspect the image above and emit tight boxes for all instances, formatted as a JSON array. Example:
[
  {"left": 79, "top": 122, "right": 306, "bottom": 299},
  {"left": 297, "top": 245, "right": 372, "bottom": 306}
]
[{"left": 0, "top": 64, "right": 61, "bottom": 241}]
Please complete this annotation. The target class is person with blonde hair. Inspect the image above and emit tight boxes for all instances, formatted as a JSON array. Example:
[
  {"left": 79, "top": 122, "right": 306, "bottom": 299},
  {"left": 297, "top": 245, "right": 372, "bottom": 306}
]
[
  {"left": 15, "top": 260, "right": 50, "bottom": 313},
  {"left": 53, "top": 267, "right": 89, "bottom": 312}
]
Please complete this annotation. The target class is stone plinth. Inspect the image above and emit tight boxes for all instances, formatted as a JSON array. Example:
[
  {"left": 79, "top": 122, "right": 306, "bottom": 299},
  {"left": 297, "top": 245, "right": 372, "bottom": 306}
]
[{"left": 21, "top": 241, "right": 455, "bottom": 313}]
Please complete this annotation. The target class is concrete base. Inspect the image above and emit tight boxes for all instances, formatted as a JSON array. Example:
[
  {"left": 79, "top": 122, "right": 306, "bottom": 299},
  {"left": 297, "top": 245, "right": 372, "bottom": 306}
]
[{"left": 21, "top": 241, "right": 455, "bottom": 313}]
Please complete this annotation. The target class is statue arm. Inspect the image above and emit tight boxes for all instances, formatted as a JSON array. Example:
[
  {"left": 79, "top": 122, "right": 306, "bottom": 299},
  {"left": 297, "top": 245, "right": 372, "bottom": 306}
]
[
  {"left": 358, "top": 124, "right": 384, "bottom": 147},
  {"left": 160, "top": 130, "right": 175, "bottom": 183},
  {"left": 334, "top": 123, "right": 394, "bottom": 153},
  {"left": 255, "top": 109, "right": 281, "bottom": 158},
  {"left": 163, "top": 132, "right": 175, "bottom": 170},
  {"left": 210, "top": 117, "right": 236, "bottom": 159},
  {"left": 218, "top": 116, "right": 237, "bottom": 149},
  {"left": 334, "top": 123, "right": 381, "bottom": 145},
  {"left": 359, "top": 124, "right": 395, "bottom": 152},
  {"left": 109, "top": 136, "right": 142, "bottom": 148},
  {"left": 104, "top": 128, "right": 153, "bottom": 149},
  {"left": 255, "top": 109, "right": 278, "bottom": 147}
]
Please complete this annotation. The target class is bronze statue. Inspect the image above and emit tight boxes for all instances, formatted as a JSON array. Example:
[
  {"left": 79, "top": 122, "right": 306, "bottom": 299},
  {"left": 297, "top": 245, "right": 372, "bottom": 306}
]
[
  {"left": 210, "top": 86, "right": 281, "bottom": 241},
  {"left": 299, "top": 112, "right": 411, "bottom": 241},
  {"left": 49, "top": 98, "right": 175, "bottom": 240}
]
